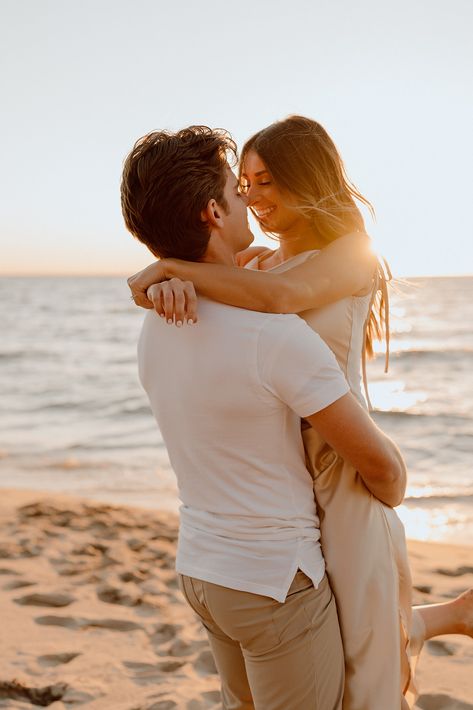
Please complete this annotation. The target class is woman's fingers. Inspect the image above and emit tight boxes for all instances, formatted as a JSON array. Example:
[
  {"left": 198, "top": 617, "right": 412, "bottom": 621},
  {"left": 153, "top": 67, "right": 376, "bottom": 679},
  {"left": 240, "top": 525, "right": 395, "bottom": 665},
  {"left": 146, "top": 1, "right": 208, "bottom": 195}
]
[
  {"left": 146, "top": 280, "right": 198, "bottom": 325},
  {"left": 183, "top": 281, "right": 198, "bottom": 324},
  {"left": 162, "top": 281, "right": 176, "bottom": 323},
  {"left": 146, "top": 284, "right": 165, "bottom": 317},
  {"left": 172, "top": 281, "right": 186, "bottom": 326},
  {"left": 168, "top": 279, "right": 199, "bottom": 325},
  {"left": 127, "top": 262, "right": 167, "bottom": 308}
]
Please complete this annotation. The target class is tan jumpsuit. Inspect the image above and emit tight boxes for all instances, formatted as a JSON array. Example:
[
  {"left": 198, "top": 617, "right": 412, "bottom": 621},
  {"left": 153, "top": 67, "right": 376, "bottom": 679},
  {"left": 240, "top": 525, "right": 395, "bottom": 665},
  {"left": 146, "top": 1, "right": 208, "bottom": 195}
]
[{"left": 246, "top": 249, "right": 422, "bottom": 709}]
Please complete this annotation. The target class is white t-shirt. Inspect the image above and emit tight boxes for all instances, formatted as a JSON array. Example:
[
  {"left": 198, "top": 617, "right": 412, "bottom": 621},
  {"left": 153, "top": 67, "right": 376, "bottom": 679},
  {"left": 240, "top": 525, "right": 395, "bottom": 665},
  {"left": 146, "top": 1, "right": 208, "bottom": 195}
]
[{"left": 138, "top": 299, "right": 349, "bottom": 602}]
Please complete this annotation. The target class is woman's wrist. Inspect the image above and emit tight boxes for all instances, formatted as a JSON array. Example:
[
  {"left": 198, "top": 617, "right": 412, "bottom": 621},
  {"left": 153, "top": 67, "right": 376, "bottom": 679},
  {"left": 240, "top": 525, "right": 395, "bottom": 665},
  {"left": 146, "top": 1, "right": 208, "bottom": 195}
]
[
  {"left": 148, "top": 257, "right": 181, "bottom": 282},
  {"left": 163, "top": 258, "right": 194, "bottom": 282}
]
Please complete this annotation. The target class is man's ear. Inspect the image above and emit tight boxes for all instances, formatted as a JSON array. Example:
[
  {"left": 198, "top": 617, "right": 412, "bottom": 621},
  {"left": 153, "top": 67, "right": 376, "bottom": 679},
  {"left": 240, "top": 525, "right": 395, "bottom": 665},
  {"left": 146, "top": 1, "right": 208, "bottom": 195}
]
[{"left": 201, "top": 198, "right": 224, "bottom": 228}]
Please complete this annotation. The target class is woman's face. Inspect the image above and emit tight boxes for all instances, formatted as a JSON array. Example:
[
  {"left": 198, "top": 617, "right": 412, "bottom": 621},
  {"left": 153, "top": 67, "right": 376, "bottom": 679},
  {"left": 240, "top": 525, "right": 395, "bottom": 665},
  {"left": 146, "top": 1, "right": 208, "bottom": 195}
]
[{"left": 240, "top": 150, "right": 306, "bottom": 235}]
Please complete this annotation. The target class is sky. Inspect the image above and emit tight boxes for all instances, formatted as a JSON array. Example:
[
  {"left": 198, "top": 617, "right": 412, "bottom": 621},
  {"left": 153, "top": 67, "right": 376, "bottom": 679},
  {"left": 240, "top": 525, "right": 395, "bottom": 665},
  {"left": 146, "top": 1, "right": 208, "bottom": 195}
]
[{"left": 1, "top": 0, "right": 472, "bottom": 277}]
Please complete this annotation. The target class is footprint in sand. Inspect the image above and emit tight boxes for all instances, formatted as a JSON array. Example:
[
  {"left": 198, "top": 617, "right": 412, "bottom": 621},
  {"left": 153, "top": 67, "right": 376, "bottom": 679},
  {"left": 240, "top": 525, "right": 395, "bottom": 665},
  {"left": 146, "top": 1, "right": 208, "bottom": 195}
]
[
  {"left": 194, "top": 649, "right": 218, "bottom": 675},
  {"left": 201, "top": 690, "right": 221, "bottom": 705},
  {"left": 38, "top": 652, "right": 81, "bottom": 667},
  {"left": 35, "top": 615, "right": 144, "bottom": 632},
  {"left": 120, "top": 570, "right": 147, "bottom": 583},
  {"left": 414, "top": 584, "right": 432, "bottom": 594},
  {"left": 123, "top": 660, "right": 186, "bottom": 684},
  {"left": 0, "top": 680, "right": 67, "bottom": 706},
  {"left": 187, "top": 701, "right": 208, "bottom": 710},
  {"left": 0, "top": 568, "right": 20, "bottom": 576},
  {"left": 35, "top": 615, "right": 82, "bottom": 630},
  {"left": 74, "top": 617, "right": 145, "bottom": 632},
  {"left": 416, "top": 693, "right": 473, "bottom": 710},
  {"left": 3, "top": 579, "right": 35, "bottom": 591},
  {"left": 14, "top": 592, "right": 76, "bottom": 607},
  {"left": 0, "top": 541, "right": 42, "bottom": 559},
  {"left": 72, "top": 542, "right": 110, "bottom": 556},
  {"left": 427, "top": 639, "right": 457, "bottom": 656},
  {"left": 157, "top": 660, "right": 186, "bottom": 673},
  {"left": 165, "top": 577, "right": 178, "bottom": 590},
  {"left": 146, "top": 702, "right": 177, "bottom": 710},
  {"left": 149, "top": 623, "right": 177, "bottom": 646},
  {"left": 97, "top": 584, "right": 143, "bottom": 607},
  {"left": 52, "top": 560, "right": 97, "bottom": 577},
  {"left": 168, "top": 638, "right": 205, "bottom": 657},
  {"left": 435, "top": 566, "right": 473, "bottom": 577}
]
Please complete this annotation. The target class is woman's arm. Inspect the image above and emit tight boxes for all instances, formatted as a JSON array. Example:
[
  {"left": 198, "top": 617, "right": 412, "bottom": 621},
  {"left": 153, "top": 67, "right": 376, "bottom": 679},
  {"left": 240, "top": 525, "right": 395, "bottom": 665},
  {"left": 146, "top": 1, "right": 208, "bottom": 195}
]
[
  {"left": 306, "top": 393, "right": 407, "bottom": 507},
  {"left": 128, "top": 232, "right": 376, "bottom": 317}
]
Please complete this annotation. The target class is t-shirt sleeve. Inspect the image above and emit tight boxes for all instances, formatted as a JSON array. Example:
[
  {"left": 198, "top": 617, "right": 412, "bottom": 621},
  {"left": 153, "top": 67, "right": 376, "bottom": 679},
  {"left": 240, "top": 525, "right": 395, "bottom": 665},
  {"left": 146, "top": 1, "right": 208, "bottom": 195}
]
[{"left": 257, "top": 315, "right": 350, "bottom": 417}]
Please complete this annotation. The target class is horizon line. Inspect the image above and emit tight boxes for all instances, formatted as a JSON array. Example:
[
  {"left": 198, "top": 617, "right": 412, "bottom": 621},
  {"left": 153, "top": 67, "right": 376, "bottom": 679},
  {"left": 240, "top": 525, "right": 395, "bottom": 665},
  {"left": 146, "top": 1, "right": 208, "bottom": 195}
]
[{"left": 1, "top": 272, "right": 473, "bottom": 280}]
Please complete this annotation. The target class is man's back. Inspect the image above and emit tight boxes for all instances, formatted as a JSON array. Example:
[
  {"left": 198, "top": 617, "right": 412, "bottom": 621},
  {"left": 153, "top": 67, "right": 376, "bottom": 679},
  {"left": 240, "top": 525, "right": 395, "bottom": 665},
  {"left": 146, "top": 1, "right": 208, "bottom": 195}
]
[{"left": 138, "top": 299, "right": 348, "bottom": 601}]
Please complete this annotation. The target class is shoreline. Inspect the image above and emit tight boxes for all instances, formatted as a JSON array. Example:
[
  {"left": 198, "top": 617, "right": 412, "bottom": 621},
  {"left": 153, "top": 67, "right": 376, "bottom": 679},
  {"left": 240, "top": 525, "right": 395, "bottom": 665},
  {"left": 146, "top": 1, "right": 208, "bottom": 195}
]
[{"left": 0, "top": 488, "right": 472, "bottom": 709}]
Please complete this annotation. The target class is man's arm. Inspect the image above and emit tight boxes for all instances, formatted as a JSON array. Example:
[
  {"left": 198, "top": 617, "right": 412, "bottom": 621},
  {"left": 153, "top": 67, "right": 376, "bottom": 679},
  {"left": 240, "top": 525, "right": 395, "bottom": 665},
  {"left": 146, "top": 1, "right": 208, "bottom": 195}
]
[{"left": 305, "top": 393, "right": 406, "bottom": 507}]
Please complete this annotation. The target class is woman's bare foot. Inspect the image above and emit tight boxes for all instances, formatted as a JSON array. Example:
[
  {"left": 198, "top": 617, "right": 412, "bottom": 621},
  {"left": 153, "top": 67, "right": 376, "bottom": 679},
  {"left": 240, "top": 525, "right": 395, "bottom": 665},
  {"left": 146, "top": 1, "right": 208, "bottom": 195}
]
[
  {"left": 453, "top": 588, "right": 473, "bottom": 637},
  {"left": 414, "top": 587, "right": 473, "bottom": 640}
]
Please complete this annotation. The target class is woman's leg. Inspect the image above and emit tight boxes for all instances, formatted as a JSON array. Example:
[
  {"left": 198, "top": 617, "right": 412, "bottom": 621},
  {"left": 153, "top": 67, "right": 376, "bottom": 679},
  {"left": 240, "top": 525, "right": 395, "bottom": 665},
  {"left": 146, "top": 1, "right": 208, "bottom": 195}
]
[{"left": 414, "top": 588, "right": 473, "bottom": 642}]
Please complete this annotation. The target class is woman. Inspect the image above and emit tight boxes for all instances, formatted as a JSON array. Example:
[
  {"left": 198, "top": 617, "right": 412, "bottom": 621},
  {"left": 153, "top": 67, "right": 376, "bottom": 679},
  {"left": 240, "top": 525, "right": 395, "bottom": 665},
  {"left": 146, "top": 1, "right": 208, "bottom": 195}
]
[{"left": 128, "top": 116, "right": 472, "bottom": 709}]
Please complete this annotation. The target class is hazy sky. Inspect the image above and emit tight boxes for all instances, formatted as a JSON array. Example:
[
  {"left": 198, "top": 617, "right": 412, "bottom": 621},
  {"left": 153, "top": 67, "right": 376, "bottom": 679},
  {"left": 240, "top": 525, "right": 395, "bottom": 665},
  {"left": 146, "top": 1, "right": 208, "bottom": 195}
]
[{"left": 1, "top": 0, "right": 472, "bottom": 277}]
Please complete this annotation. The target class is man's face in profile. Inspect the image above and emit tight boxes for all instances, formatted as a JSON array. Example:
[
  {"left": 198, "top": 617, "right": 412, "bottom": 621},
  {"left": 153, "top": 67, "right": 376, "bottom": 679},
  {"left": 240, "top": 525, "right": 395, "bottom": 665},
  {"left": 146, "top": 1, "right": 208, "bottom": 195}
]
[{"left": 219, "top": 166, "right": 254, "bottom": 255}]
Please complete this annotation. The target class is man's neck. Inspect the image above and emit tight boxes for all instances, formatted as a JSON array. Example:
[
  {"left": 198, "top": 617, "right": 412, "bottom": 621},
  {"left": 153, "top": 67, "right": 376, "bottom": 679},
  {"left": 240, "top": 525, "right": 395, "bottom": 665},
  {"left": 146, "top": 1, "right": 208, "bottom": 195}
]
[{"left": 199, "top": 242, "right": 236, "bottom": 266}]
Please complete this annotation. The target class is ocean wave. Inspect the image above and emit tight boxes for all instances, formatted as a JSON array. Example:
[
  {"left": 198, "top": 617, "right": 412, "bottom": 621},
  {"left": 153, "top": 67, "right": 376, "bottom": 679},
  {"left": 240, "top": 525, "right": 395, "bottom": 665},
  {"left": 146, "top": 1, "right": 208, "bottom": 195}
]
[
  {"left": 46, "top": 458, "right": 114, "bottom": 471},
  {"left": 97, "top": 403, "right": 152, "bottom": 418},
  {"left": 68, "top": 441, "right": 164, "bottom": 451},
  {"left": 0, "top": 349, "right": 60, "bottom": 362},
  {"left": 0, "top": 350, "right": 29, "bottom": 361},
  {"left": 110, "top": 404, "right": 153, "bottom": 417},
  {"left": 372, "top": 409, "right": 471, "bottom": 423},
  {"left": 389, "top": 348, "right": 472, "bottom": 363},
  {"left": 404, "top": 492, "right": 473, "bottom": 507}
]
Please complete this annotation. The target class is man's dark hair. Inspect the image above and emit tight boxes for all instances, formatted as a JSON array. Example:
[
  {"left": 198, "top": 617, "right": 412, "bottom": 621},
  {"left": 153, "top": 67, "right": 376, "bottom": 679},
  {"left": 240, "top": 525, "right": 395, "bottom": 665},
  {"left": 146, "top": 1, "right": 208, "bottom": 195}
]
[{"left": 121, "top": 126, "right": 237, "bottom": 261}]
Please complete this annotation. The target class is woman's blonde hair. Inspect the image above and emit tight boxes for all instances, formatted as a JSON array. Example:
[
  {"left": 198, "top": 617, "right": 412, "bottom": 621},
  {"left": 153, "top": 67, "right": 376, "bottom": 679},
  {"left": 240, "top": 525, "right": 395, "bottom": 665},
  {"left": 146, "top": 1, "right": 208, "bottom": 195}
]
[{"left": 240, "top": 115, "right": 390, "bottom": 365}]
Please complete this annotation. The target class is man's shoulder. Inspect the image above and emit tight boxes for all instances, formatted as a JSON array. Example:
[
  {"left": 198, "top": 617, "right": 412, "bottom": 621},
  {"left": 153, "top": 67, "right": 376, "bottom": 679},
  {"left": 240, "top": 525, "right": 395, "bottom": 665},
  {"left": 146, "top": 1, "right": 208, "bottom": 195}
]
[
  {"left": 256, "top": 313, "right": 338, "bottom": 374},
  {"left": 195, "top": 300, "right": 302, "bottom": 329},
  {"left": 139, "top": 302, "right": 305, "bottom": 346}
]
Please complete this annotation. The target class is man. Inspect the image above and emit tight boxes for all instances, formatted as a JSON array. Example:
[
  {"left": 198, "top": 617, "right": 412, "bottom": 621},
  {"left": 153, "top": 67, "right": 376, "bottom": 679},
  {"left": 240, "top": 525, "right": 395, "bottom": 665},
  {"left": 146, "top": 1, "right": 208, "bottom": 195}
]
[{"left": 121, "top": 126, "right": 406, "bottom": 710}]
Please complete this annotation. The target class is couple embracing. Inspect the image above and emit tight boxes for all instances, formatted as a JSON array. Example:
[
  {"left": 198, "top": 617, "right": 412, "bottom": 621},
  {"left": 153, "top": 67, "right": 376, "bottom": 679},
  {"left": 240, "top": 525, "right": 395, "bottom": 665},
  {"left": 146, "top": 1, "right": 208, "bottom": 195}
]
[{"left": 121, "top": 117, "right": 472, "bottom": 709}]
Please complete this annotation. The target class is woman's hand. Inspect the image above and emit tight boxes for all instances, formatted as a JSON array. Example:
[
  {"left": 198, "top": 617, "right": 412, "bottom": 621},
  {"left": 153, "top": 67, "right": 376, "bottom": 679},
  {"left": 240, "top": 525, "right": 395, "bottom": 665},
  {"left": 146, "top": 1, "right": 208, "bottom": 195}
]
[
  {"left": 128, "top": 261, "right": 168, "bottom": 309},
  {"left": 146, "top": 279, "right": 198, "bottom": 325},
  {"left": 128, "top": 260, "right": 198, "bottom": 325}
]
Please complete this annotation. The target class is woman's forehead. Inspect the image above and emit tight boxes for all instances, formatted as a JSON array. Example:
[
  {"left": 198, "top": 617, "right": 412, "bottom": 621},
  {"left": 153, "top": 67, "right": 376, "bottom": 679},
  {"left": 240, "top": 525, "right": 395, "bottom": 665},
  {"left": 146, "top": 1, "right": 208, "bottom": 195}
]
[{"left": 241, "top": 150, "right": 268, "bottom": 176}]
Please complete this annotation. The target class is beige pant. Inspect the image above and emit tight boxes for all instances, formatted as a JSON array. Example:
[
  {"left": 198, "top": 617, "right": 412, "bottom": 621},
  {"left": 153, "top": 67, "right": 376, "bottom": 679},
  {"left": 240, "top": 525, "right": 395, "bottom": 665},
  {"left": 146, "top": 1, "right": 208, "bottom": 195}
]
[
  {"left": 302, "top": 426, "right": 417, "bottom": 709},
  {"left": 178, "top": 571, "right": 344, "bottom": 710}
]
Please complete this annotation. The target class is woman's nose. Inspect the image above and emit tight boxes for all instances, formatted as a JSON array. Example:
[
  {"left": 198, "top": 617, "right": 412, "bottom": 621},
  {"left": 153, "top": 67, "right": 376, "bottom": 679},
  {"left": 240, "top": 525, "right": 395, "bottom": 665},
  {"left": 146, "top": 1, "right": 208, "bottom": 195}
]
[{"left": 246, "top": 184, "right": 259, "bottom": 205}]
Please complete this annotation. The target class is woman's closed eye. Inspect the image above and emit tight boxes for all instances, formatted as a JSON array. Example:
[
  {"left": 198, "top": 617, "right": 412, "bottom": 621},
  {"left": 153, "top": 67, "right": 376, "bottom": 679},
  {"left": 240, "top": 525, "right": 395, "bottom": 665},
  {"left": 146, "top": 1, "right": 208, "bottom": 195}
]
[{"left": 239, "top": 181, "right": 272, "bottom": 194}]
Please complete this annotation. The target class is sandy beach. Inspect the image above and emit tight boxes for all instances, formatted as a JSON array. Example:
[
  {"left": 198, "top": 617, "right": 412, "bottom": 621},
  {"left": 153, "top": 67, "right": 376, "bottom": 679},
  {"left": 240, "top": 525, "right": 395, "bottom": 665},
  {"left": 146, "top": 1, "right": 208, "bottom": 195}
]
[{"left": 0, "top": 488, "right": 471, "bottom": 710}]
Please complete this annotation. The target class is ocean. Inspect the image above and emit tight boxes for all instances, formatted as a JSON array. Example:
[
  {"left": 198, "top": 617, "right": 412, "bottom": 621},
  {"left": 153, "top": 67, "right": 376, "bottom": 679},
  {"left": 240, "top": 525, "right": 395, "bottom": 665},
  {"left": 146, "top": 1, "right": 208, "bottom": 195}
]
[{"left": 0, "top": 275, "right": 472, "bottom": 545}]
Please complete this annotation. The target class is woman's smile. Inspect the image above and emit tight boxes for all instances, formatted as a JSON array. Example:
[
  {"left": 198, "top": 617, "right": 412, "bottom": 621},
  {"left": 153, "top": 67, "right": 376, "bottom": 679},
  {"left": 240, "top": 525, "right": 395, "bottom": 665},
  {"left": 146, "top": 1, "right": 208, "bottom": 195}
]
[{"left": 252, "top": 205, "right": 276, "bottom": 221}]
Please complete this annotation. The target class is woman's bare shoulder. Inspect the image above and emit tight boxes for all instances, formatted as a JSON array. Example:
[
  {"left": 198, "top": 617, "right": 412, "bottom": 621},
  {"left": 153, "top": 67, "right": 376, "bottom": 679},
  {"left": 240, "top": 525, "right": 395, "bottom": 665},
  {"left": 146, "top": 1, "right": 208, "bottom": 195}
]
[{"left": 235, "top": 246, "right": 274, "bottom": 268}]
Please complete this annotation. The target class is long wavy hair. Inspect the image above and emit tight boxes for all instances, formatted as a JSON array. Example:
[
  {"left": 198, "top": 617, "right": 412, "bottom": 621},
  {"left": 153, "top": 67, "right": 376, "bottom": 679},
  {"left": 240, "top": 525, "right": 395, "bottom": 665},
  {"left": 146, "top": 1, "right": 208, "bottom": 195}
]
[{"left": 239, "top": 115, "right": 390, "bottom": 365}]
